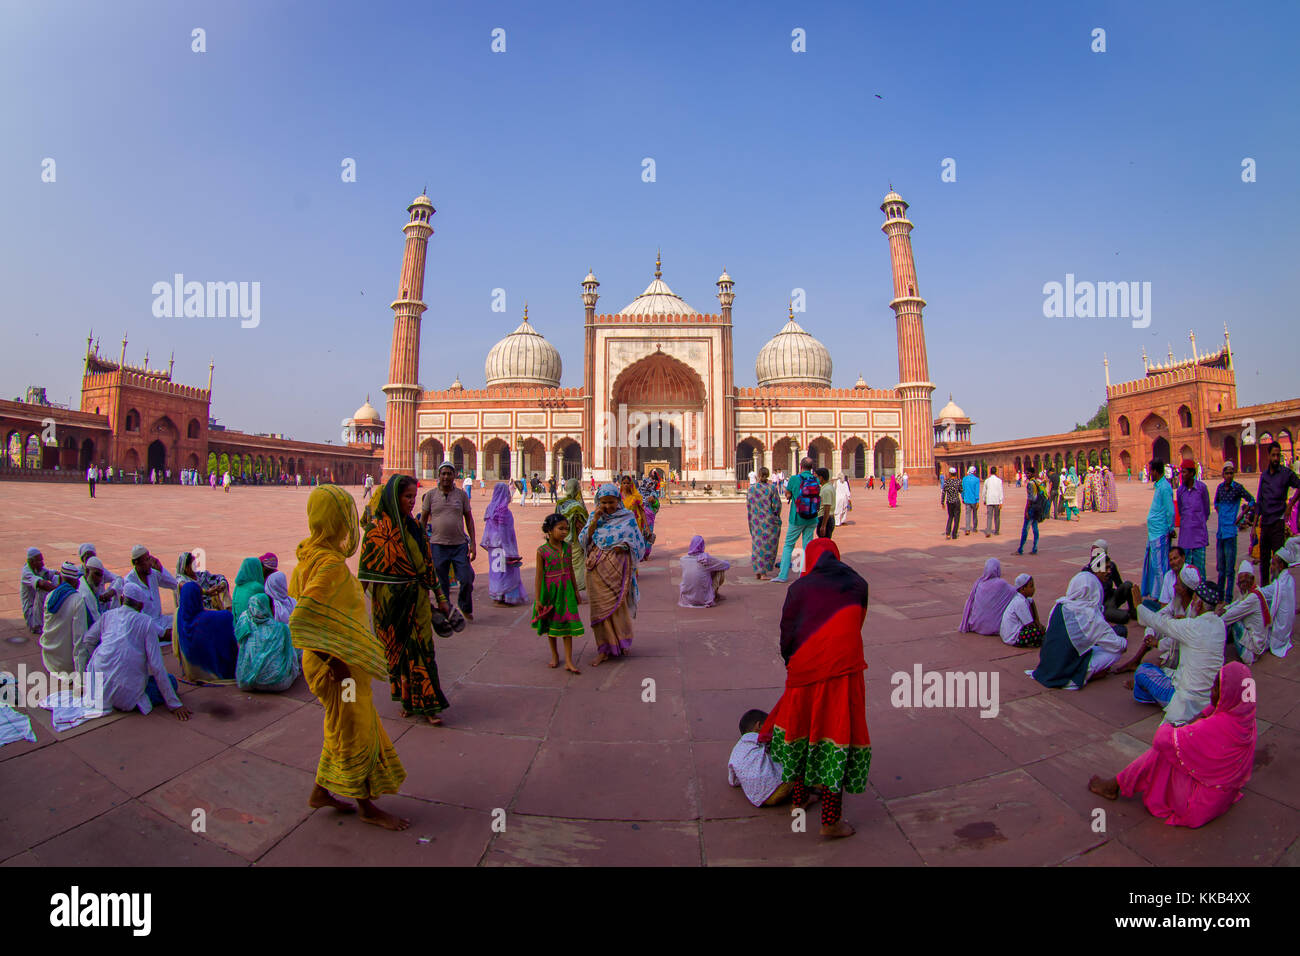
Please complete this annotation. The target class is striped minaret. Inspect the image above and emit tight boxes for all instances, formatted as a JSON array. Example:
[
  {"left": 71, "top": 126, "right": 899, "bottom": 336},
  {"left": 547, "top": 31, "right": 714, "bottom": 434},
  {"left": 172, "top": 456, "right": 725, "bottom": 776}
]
[
  {"left": 881, "top": 187, "right": 936, "bottom": 482},
  {"left": 382, "top": 193, "right": 435, "bottom": 480}
]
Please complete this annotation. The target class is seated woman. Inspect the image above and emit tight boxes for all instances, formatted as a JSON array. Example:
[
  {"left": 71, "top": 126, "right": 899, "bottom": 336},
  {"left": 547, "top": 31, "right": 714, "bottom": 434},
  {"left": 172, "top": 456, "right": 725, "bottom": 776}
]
[
  {"left": 1089, "top": 661, "right": 1255, "bottom": 827},
  {"left": 235, "top": 593, "right": 300, "bottom": 692},
  {"left": 1029, "top": 567, "right": 1128, "bottom": 690},
  {"left": 232, "top": 556, "right": 266, "bottom": 619},
  {"left": 759, "top": 538, "right": 870, "bottom": 839},
  {"left": 678, "top": 535, "right": 731, "bottom": 608},
  {"left": 958, "top": 558, "right": 1017, "bottom": 635},
  {"left": 263, "top": 570, "right": 296, "bottom": 624},
  {"left": 174, "top": 580, "right": 239, "bottom": 683},
  {"left": 176, "top": 551, "right": 229, "bottom": 610}
]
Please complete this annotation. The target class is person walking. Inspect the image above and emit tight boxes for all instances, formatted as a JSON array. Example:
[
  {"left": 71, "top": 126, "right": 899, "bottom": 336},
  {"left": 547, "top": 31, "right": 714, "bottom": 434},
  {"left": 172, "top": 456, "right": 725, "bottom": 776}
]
[
  {"left": 961, "top": 467, "right": 980, "bottom": 536},
  {"left": 772, "top": 457, "right": 820, "bottom": 583},
  {"left": 1016, "top": 474, "right": 1045, "bottom": 555},
  {"left": 419, "top": 461, "right": 477, "bottom": 621},
  {"left": 983, "top": 466, "right": 1003, "bottom": 537},
  {"left": 87, "top": 463, "right": 97, "bottom": 498},
  {"left": 940, "top": 467, "right": 962, "bottom": 540}
]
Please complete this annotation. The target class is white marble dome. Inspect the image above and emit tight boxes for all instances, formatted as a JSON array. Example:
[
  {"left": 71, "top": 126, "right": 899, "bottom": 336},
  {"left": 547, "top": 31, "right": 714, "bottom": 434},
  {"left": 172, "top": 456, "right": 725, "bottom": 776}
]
[
  {"left": 755, "top": 312, "right": 832, "bottom": 387},
  {"left": 936, "top": 394, "right": 968, "bottom": 420},
  {"left": 484, "top": 308, "right": 562, "bottom": 387},
  {"left": 352, "top": 396, "right": 381, "bottom": 423}
]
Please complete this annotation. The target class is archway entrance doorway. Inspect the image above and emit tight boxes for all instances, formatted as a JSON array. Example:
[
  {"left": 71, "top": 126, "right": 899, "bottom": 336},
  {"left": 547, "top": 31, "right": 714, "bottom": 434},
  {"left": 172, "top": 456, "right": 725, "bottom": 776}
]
[{"left": 147, "top": 440, "right": 167, "bottom": 475}]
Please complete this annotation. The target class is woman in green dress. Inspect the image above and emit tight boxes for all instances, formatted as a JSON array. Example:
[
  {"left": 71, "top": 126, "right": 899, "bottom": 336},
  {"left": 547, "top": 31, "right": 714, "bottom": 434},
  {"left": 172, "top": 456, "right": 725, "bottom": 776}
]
[
  {"left": 556, "top": 477, "right": 589, "bottom": 593},
  {"left": 360, "top": 474, "right": 452, "bottom": 725}
]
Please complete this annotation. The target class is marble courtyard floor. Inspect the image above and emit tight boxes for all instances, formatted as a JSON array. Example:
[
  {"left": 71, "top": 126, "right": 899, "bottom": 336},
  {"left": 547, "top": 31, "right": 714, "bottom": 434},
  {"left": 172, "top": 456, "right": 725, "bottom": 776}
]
[{"left": 1, "top": 480, "right": 1297, "bottom": 867}]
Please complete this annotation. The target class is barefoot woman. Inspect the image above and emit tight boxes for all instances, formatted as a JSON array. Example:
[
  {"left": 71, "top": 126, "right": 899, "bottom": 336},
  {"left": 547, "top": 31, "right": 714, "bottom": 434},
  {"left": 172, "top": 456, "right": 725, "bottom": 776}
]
[
  {"left": 360, "top": 474, "right": 452, "bottom": 726},
  {"left": 759, "top": 538, "right": 872, "bottom": 838},
  {"left": 578, "top": 483, "right": 645, "bottom": 666},
  {"left": 290, "top": 484, "right": 410, "bottom": 830}
]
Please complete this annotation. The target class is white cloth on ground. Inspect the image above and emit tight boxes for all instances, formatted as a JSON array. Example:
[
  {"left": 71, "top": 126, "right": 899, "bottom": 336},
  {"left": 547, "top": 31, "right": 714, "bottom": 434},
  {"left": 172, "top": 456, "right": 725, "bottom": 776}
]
[
  {"left": 0, "top": 701, "right": 37, "bottom": 746},
  {"left": 39, "top": 687, "right": 111, "bottom": 731}
]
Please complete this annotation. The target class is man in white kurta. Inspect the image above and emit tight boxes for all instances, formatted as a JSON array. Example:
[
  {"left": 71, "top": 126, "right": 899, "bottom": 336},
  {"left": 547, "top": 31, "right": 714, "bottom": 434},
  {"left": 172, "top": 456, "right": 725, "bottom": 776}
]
[
  {"left": 1261, "top": 540, "right": 1297, "bottom": 658},
  {"left": 123, "top": 545, "right": 178, "bottom": 640},
  {"left": 1218, "top": 561, "right": 1270, "bottom": 664},
  {"left": 1134, "top": 581, "right": 1226, "bottom": 725},
  {"left": 84, "top": 583, "right": 189, "bottom": 717},
  {"left": 40, "top": 562, "right": 88, "bottom": 676},
  {"left": 20, "top": 548, "right": 57, "bottom": 635}
]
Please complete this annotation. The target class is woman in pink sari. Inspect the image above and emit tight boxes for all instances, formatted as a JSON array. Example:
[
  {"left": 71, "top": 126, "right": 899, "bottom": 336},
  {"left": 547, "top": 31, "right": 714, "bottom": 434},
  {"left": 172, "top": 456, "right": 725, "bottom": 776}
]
[
  {"left": 887, "top": 474, "right": 899, "bottom": 508},
  {"left": 1089, "top": 661, "right": 1256, "bottom": 827}
]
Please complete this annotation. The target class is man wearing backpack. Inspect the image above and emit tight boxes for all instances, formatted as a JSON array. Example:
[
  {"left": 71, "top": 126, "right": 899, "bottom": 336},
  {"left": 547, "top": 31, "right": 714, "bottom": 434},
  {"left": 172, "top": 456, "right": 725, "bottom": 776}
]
[
  {"left": 772, "top": 457, "right": 820, "bottom": 583},
  {"left": 1017, "top": 474, "right": 1046, "bottom": 555}
]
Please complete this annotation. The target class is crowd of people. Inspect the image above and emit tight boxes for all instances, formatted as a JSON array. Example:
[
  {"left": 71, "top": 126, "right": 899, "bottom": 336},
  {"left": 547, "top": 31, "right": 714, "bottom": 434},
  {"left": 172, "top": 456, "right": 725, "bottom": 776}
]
[{"left": 83, "top": 464, "right": 320, "bottom": 496}]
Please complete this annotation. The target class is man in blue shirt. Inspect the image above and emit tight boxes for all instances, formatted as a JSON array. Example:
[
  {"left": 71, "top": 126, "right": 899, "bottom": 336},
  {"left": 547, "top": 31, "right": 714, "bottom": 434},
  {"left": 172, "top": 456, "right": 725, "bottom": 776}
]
[
  {"left": 1213, "top": 461, "right": 1255, "bottom": 602},
  {"left": 961, "top": 466, "right": 981, "bottom": 536},
  {"left": 1141, "top": 460, "right": 1176, "bottom": 598},
  {"left": 772, "top": 456, "right": 819, "bottom": 583}
]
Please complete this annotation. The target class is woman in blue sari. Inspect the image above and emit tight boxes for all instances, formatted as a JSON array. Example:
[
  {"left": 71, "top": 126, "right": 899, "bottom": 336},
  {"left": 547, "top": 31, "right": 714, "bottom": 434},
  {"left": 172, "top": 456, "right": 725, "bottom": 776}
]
[{"left": 175, "top": 580, "right": 238, "bottom": 683}]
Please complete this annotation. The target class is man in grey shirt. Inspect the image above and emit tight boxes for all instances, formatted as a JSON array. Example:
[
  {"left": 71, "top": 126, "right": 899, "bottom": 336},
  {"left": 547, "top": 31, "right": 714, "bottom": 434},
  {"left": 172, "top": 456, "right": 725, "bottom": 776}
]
[{"left": 420, "top": 461, "right": 477, "bottom": 620}]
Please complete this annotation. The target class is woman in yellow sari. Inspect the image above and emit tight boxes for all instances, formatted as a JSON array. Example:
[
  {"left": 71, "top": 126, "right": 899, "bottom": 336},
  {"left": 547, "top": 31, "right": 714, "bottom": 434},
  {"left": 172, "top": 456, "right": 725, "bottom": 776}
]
[
  {"left": 619, "top": 474, "right": 653, "bottom": 559},
  {"left": 289, "top": 484, "right": 409, "bottom": 830}
]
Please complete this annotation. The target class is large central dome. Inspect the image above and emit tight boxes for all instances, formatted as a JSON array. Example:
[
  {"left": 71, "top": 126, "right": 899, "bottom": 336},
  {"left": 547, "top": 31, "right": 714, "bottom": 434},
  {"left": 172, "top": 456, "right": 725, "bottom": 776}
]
[
  {"left": 617, "top": 253, "right": 699, "bottom": 316},
  {"left": 484, "top": 306, "right": 562, "bottom": 387},
  {"left": 756, "top": 308, "right": 832, "bottom": 387}
]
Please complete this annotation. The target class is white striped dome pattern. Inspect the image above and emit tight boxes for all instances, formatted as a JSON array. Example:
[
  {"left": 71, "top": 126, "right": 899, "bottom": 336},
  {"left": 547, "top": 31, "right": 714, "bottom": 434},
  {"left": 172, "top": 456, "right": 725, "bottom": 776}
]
[
  {"left": 755, "top": 318, "right": 832, "bottom": 387},
  {"left": 484, "top": 314, "right": 562, "bottom": 387}
]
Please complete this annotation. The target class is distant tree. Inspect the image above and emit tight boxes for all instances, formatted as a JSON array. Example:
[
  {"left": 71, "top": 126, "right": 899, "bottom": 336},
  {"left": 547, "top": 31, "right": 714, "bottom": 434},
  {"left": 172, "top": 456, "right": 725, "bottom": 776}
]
[{"left": 1075, "top": 404, "right": 1109, "bottom": 432}]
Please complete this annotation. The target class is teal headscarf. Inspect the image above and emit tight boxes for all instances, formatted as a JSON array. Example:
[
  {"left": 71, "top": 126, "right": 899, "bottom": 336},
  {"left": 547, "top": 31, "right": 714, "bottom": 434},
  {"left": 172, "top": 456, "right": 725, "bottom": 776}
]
[
  {"left": 234, "top": 593, "right": 299, "bottom": 691},
  {"left": 232, "top": 556, "right": 266, "bottom": 620}
]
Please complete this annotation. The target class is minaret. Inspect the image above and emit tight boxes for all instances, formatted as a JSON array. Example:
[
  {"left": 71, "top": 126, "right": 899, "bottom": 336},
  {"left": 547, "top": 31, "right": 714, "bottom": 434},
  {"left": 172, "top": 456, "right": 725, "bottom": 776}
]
[
  {"left": 581, "top": 268, "right": 600, "bottom": 472},
  {"left": 716, "top": 268, "right": 736, "bottom": 472},
  {"left": 881, "top": 187, "right": 935, "bottom": 480},
  {"left": 383, "top": 193, "right": 435, "bottom": 480}
]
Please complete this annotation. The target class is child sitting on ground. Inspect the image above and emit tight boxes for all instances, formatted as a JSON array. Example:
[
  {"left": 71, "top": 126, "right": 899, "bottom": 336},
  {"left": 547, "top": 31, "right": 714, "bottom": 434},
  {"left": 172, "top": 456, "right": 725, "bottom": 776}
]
[
  {"left": 531, "top": 513, "right": 583, "bottom": 673},
  {"left": 728, "top": 709, "right": 796, "bottom": 807}
]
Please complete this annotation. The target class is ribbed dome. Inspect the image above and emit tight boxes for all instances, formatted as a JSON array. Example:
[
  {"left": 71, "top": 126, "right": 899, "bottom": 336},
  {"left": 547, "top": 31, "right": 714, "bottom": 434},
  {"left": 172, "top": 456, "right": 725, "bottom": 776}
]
[
  {"left": 756, "top": 312, "right": 832, "bottom": 387},
  {"left": 936, "top": 394, "right": 967, "bottom": 420},
  {"left": 352, "top": 396, "right": 381, "bottom": 422},
  {"left": 617, "top": 253, "right": 699, "bottom": 315},
  {"left": 484, "top": 308, "right": 562, "bottom": 387}
]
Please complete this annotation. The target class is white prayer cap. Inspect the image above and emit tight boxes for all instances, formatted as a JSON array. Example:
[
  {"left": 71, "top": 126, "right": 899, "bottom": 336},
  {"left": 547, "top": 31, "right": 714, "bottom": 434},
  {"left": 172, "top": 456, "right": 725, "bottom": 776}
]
[
  {"left": 1092, "top": 538, "right": 1109, "bottom": 550},
  {"left": 84, "top": 557, "right": 104, "bottom": 571},
  {"left": 1238, "top": 560, "right": 1255, "bottom": 577},
  {"left": 1179, "top": 565, "right": 1202, "bottom": 588},
  {"left": 130, "top": 544, "right": 149, "bottom": 560},
  {"left": 1276, "top": 540, "right": 1300, "bottom": 566},
  {"left": 1222, "top": 460, "right": 1235, "bottom": 471},
  {"left": 949, "top": 467, "right": 957, "bottom": 474},
  {"left": 78, "top": 543, "right": 96, "bottom": 559},
  {"left": 967, "top": 466, "right": 977, "bottom": 475},
  {"left": 438, "top": 461, "right": 456, "bottom": 473},
  {"left": 122, "top": 581, "right": 149, "bottom": 604},
  {"left": 59, "top": 561, "right": 83, "bottom": 581},
  {"left": 1014, "top": 573, "right": 1032, "bottom": 588},
  {"left": 26, "top": 547, "right": 41, "bottom": 559}
]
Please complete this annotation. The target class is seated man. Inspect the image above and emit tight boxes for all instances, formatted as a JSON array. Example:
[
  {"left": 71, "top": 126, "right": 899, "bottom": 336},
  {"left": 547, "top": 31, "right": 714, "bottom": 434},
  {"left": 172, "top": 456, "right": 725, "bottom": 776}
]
[
  {"left": 41, "top": 561, "right": 88, "bottom": 677},
  {"left": 122, "top": 544, "right": 178, "bottom": 641},
  {"left": 1260, "top": 540, "right": 1296, "bottom": 659},
  {"left": 1030, "top": 549, "right": 1129, "bottom": 690},
  {"left": 1125, "top": 580, "right": 1226, "bottom": 725},
  {"left": 20, "top": 547, "right": 58, "bottom": 635},
  {"left": 78, "top": 543, "right": 121, "bottom": 594},
  {"left": 1118, "top": 565, "right": 1199, "bottom": 675},
  {"left": 1156, "top": 546, "right": 1187, "bottom": 606},
  {"left": 77, "top": 557, "right": 118, "bottom": 631},
  {"left": 1000, "top": 573, "right": 1045, "bottom": 647},
  {"left": 83, "top": 582, "right": 191, "bottom": 719},
  {"left": 727, "top": 709, "right": 795, "bottom": 807},
  {"left": 1217, "top": 560, "right": 1270, "bottom": 664}
]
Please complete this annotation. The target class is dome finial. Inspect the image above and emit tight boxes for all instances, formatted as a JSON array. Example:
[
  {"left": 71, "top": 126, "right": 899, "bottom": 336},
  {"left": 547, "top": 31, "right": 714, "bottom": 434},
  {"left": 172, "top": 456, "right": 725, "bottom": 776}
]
[
  {"left": 655, "top": 248, "right": 662, "bottom": 279},
  {"left": 788, "top": 300, "right": 794, "bottom": 322},
  {"left": 523, "top": 301, "right": 529, "bottom": 322}
]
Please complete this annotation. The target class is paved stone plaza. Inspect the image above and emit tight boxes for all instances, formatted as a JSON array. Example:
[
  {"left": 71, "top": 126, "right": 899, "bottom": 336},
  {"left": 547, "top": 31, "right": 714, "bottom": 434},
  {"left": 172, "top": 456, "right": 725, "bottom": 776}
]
[{"left": 1, "top": 480, "right": 1296, "bottom": 867}]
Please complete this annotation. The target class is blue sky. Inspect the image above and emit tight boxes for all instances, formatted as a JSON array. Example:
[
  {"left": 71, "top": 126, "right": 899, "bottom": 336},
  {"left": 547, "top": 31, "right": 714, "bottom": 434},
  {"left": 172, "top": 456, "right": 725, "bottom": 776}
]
[{"left": 3, "top": 0, "right": 1296, "bottom": 443}]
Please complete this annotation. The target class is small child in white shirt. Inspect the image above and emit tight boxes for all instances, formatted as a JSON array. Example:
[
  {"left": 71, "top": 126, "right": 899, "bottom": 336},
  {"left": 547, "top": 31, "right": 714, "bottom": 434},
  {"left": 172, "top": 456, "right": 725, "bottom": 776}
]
[{"left": 727, "top": 709, "right": 793, "bottom": 807}]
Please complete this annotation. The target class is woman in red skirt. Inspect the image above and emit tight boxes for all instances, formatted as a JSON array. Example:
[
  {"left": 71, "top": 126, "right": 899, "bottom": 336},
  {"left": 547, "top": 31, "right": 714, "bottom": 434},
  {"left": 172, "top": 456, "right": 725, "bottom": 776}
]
[{"left": 759, "top": 537, "right": 871, "bottom": 838}]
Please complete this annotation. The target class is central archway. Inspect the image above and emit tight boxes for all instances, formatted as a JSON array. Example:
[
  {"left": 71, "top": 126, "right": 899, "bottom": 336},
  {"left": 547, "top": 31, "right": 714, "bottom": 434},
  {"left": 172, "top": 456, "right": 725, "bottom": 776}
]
[{"left": 609, "top": 351, "right": 706, "bottom": 474}]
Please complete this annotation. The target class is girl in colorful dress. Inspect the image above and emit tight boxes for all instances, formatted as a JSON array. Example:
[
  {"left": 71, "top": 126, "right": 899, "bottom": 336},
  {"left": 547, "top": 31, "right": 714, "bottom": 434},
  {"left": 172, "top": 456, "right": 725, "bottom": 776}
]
[{"left": 532, "top": 513, "right": 584, "bottom": 673}]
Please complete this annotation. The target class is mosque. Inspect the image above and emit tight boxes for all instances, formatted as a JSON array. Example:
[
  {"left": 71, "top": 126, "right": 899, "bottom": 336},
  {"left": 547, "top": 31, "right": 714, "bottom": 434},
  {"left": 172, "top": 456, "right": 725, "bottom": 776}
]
[{"left": 383, "top": 189, "right": 940, "bottom": 486}]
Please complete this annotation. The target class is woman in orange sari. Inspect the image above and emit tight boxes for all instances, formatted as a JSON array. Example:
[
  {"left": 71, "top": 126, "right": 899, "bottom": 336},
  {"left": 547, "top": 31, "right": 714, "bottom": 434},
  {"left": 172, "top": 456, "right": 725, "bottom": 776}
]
[
  {"left": 759, "top": 538, "right": 871, "bottom": 838},
  {"left": 289, "top": 484, "right": 409, "bottom": 830}
]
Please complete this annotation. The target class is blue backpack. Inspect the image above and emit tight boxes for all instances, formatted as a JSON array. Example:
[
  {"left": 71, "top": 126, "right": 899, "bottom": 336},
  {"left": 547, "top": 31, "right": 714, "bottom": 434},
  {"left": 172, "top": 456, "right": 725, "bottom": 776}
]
[{"left": 794, "top": 473, "right": 822, "bottom": 520}]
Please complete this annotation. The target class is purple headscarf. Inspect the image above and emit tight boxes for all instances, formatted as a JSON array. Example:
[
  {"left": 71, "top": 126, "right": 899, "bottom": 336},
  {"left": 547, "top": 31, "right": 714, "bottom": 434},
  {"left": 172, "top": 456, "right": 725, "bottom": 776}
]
[
  {"left": 687, "top": 534, "right": 708, "bottom": 563},
  {"left": 480, "top": 482, "right": 521, "bottom": 557},
  {"left": 959, "top": 557, "right": 1017, "bottom": 634}
]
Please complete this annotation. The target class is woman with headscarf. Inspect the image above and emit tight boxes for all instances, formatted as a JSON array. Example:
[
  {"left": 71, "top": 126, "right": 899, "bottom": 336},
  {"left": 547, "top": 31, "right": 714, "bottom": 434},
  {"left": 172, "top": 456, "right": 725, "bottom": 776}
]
[
  {"left": 231, "top": 556, "right": 266, "bottom": 620},
  {"left": 579, "top": 483, "right": 646, "bottom": 665},
  {"left": 480, "top": 482, "right": 528, "bottom": 606},
  {"left": 620, "top": 474, "right": 653, "bottom": 558},
  {"left": 638, "top": 472, "right": 662, "bottom": 558},
  {"left": 263, "top": 570, "right": 296, "bottom": 624},
  {"left": 746, "top": 467, "right": 783, "bottom": 580},
  {"left": 1090, "top": 661, "right": 1256, "bottom": 827},
  {"left": 556, "top": 478, "right": 589, "bottom": 592},
  {"left": 835, "top": 473, "right": 852, "bottom": 527},
  {"left": 1030, "top": 562, "right": 1129, "bottom": 689},
  {"left": 887, "top": 473, "right": 899, "bottom": 508},
  {"left": 176, "top": 552, "right": 229, "bottom": 610},
  {"left": 758, "top": 538, "right": 871, "bottom": 839},
  {"left": 174, "top": 580, "right": 238, "bottom": 683},
  {"left": 679, "top": 535, "right": 731, "bottom": 608},
  {"left": 359, "top": 474, "right": 453, "bottom": 726},
  {"left": 291, "top": 484, "right": 409, "bottom": 830},
  {"left": 958, "top": 558, "right": 1018, "bottom": 635},
  {"left": 1098, "top": 467, "right": 1119, "bottom": 512},
  {"left": 235, "top": 593, "right": 300, "bottom": 692},
  {"left": 1062, "top": 468, "right": 1079, "bottom": 521}
]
